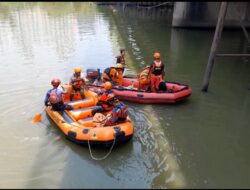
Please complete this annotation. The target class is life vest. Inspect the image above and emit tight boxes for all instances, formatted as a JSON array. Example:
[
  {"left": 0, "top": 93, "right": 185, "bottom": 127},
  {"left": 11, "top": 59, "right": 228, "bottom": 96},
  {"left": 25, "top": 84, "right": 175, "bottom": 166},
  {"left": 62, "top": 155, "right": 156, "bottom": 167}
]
[
  {"left": 49, "top": 91, "right": 60, "bottom": 104},
  {"left": 151, "top": 60, "right": 164, "bottom": 76},
  {"left": 71, "top": 74, "right": 85, "bottom": 89},
  {"left": 138, "top": 66, "right": 150, "bottom": 85},
  {"left": 116, "top": 70, "right": 123, "bottom": 86},
  {"left": 103, "top": 67, "right": 119, "bottom": 83},
  {"left": 98, "top": 91, "right": 114, "bottom": 111}
]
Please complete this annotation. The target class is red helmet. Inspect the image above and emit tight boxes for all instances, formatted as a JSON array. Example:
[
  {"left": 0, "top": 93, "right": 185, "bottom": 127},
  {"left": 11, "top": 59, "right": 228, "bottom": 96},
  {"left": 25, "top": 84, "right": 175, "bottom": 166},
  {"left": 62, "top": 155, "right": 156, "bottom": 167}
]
[{"left": 51, "top": 79, "right": 61, "bottom": 87}]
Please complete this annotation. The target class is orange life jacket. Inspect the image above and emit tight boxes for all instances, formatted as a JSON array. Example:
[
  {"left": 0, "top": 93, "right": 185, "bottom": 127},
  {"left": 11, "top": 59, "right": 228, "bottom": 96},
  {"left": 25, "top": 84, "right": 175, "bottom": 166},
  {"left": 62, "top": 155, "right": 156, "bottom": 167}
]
[
  {"left": 98, "top": 91, "right": 114, "bottom": 111},
  {"left": 138, "top": 66, "right": 150, "bottom": 85},
  {"left": 103, "top": 67, "right": 122, "bottom": 85},
  {"left": 71, "top": 75, "right": 85, "bottom": 89}
]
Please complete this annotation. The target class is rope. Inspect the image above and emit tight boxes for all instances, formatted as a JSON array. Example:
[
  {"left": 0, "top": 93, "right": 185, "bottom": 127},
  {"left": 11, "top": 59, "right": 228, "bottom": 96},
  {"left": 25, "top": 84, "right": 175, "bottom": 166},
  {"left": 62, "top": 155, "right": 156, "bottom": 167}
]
[
  {"left": 59, "top": 110, "right": 116, "bottom": 160},
  {"left": 87, "top": 135, "right": 116, "bottom": 161},
  {"left": 92, "top": 116, "right": 108, "bottom": 126}
]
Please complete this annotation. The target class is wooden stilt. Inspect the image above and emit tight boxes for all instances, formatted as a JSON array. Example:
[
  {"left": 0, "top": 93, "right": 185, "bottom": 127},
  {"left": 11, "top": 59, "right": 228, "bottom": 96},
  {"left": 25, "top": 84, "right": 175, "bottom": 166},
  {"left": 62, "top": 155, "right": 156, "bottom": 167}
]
[{"left": 201, "top": 2, "right": 228, "bottom": 92}]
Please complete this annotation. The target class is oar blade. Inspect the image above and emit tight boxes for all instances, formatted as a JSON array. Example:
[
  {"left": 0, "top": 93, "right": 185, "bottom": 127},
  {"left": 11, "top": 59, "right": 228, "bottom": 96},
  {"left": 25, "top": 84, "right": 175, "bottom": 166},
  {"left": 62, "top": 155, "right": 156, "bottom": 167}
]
[{"left": 32, "top": 113, "right": 42, "bottom": 123}]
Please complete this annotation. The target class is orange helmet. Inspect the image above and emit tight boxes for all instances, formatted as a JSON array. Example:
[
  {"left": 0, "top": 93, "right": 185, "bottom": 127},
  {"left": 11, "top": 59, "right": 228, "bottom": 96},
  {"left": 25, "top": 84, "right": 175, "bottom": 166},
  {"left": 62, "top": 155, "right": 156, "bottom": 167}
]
[
  {"left": 104, "top": 81, "right": 112, "bottom": 90},
  {"left": 51, "top": 79, "right": 61, "bottom": 87},
  {"left": 153, "top": 52, "right": 161, "bottom": 59},
  {"left": 74, "top": 67, "right": 82, "bottom": 73}
]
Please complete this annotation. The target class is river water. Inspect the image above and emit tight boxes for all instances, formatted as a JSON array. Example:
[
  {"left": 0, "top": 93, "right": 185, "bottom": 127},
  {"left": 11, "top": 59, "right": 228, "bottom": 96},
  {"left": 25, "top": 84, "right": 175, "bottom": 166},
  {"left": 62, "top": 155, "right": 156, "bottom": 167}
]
[{"left": 0, "top": 2, "right": 250, "bottom": 189}]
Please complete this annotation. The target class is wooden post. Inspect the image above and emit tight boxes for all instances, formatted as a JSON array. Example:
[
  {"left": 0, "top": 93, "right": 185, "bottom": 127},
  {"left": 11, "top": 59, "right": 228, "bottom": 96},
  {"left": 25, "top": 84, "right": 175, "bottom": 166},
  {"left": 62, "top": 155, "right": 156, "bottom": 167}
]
[{"left": 201, "top": 2, "right": 228, "bottom": 92}]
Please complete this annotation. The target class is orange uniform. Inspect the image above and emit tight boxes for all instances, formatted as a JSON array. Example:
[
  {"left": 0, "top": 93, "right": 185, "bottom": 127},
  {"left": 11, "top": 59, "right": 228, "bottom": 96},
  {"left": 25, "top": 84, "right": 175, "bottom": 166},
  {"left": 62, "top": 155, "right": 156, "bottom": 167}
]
[
  {"left": 102, "top": 66, "right": 124, "bottom": 86},
  {"left": 137, "top": 65, "right": 151, "bottom": 91},
  {"left": 149, "top": 60, "right": 165, "bottom": 92},
  {"left": 69, "top": 73, "right": 86, "bottom": 100}
]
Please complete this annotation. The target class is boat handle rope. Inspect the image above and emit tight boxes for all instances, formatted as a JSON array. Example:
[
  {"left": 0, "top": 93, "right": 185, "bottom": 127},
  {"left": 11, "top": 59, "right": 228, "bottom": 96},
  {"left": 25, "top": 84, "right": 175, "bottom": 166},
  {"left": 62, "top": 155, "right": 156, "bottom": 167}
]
[
  {"left": 60, "top": 115, "right": 116, "bottom": 160},
  {"left": 87, "top": 135, "right": 116, "bottom": 161},
  {"left": 64, "top": 120, "right": 116, "bottom": 161}
]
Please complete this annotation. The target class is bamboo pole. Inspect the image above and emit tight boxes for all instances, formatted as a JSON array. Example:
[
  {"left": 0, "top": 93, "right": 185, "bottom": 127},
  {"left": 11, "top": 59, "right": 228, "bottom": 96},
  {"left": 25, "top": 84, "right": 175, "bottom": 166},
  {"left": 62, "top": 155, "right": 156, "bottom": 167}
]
[{"left": 201, "top": 2, "right": 228, "bottom": 92}]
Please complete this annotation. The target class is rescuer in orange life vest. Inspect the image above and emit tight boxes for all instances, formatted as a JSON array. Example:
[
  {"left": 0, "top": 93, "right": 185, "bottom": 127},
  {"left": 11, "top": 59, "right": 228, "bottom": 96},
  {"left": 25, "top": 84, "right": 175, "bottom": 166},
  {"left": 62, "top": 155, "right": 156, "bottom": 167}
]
[
  {"left": 104, "top": 94, "right": 128, "bottom": 126},
  {"left": 91, "top": 81, "right": 114, "bottom": 115},
  {"left": 149, "top": 52, "right": 165, "bottom": 92},
  {"left": 69, "top": 67, "right": 88, "bottom": 101},
  {"left": 137, "top": 65, "right": 151, "bottom": 91},
  {"left": 92, "top": 93, "right": 128, "bottom": 127},
  {"left": 102, "top": 63, "right": 125, "bottom": 86},
  {"left": 44, "top": 79, "right": 73, "bottom": 111}
]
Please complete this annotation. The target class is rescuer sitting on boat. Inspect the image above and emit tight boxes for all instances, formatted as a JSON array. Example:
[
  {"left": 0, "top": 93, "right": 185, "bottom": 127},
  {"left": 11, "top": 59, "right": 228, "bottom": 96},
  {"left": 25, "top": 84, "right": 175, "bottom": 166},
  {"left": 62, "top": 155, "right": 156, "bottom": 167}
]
[
  {"left": 93, "top": 93, "right": 128, "bottom": 127},
  {"left": 92, "top": 82, "right": 114, "bottom": 115},
  {"left": 104, "top": 94, "right": 128, "bottom": 126},
  {"left": 69, "top": 67, "right": 88, "bottom": 101},
  {"left": 102, "top": 63, "right": 125, "bottom": 86},
  {"left": 44, "top": 79, "right": 73, "bottom": 112},
  {"left": 137, "top": 65, "right": 151, "bottom": 91}
]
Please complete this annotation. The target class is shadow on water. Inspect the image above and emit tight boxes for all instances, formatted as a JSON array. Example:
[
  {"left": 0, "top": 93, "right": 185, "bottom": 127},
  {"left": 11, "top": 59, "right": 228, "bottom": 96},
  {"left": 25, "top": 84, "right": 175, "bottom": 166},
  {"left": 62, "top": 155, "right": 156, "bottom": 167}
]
[
  {"left": 97, "top": 4, "right": 250, "bottom": 189},
  {"left": 55, "top": 103, "right": 187, "bottom": 188},
  {"left": 26, "top": 98, "right": 190, "bottom": 189},
  {"left": 45, "top": 115, "right": 137, "bottom": 189}
]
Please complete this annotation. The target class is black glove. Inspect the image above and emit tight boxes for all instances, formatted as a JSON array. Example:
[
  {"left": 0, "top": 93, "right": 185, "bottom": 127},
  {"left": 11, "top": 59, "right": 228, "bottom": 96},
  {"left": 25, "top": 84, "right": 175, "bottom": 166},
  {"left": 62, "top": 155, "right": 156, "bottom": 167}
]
[
  {"left": 92, "top": 107, "right": 103, "bottom": 115},
  {"left": 97, "top": 101, "right": 103, "bottom": 106}
]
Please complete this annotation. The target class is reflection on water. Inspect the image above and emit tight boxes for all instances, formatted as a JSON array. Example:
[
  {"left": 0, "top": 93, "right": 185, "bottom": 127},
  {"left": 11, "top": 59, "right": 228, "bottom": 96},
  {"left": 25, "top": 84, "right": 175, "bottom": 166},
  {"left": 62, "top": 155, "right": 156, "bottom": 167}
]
[{"left": 0, "top": 2, "right": 250, "bottom": 189}]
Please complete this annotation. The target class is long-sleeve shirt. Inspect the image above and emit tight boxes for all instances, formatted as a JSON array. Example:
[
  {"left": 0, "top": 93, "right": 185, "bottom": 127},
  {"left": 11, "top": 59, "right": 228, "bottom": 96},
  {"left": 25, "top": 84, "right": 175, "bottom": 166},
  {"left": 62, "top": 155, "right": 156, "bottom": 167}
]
[{"left": 44, "top": 87, "right": 67, "bottom": 106}]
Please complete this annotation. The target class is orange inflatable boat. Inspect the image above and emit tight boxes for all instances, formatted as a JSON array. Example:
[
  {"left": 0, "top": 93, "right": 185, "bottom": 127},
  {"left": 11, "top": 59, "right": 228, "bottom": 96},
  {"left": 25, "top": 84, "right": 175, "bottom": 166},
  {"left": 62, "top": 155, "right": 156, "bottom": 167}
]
[
  {"left": 45, "top": 84, "right": 134, "bottom": 147},
  {"left": 88, "top": 77, "right": 192, "bottom": 104}
]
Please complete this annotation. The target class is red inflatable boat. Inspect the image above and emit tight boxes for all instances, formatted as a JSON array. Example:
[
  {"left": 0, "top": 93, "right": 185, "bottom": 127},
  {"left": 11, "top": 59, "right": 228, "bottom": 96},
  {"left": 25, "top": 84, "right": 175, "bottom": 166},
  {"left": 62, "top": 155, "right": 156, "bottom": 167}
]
[{"left": 87, "top": 77, "right": 192, "bottom": 104}]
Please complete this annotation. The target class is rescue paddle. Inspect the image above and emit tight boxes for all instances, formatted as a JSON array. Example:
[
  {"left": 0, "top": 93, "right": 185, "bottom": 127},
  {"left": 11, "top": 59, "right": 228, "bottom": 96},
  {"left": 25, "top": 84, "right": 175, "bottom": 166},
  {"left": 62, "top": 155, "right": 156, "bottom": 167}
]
[{"left": 32, "top": 108, "right": 46, "bottom": 123}]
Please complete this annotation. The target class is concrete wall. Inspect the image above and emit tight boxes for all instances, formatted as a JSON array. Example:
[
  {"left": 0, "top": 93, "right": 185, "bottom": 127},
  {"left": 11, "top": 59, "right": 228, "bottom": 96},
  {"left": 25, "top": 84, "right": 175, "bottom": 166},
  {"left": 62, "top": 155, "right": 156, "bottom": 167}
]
[{"left": 172, "top": 2, "right": 250, "bottom": 28}]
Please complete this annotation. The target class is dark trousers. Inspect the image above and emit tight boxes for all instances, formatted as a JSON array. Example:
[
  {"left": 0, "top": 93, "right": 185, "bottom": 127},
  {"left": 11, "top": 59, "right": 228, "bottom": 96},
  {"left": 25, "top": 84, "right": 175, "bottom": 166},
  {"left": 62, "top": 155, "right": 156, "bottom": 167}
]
[{"left": 51, "top": 101, "right": 73, "bottom": 111}]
